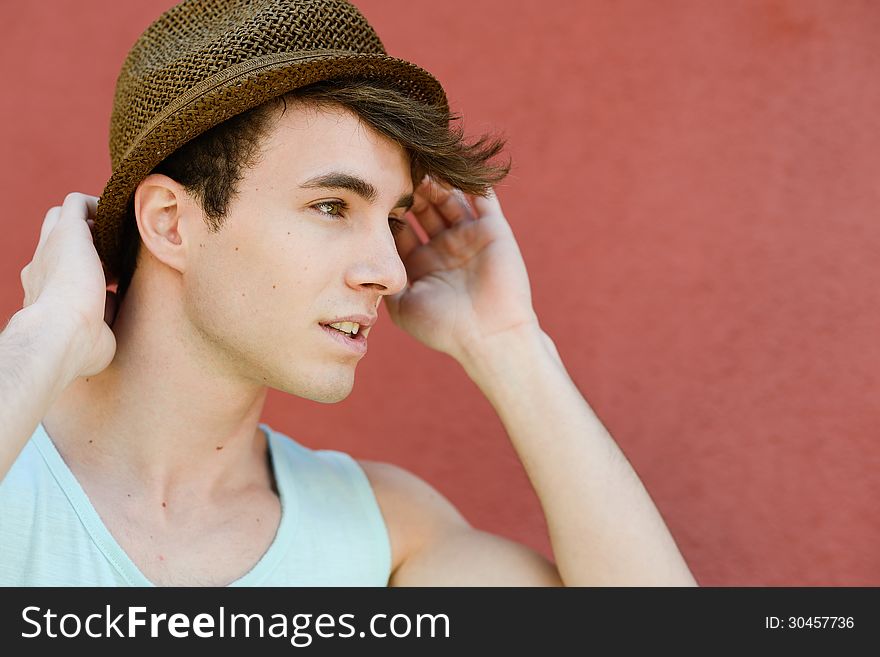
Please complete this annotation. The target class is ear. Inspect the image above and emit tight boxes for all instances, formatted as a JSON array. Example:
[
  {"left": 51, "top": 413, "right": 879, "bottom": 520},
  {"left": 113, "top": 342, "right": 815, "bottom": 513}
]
[{"left": 132, "top": 173, "right": 197, "bottom": 274}]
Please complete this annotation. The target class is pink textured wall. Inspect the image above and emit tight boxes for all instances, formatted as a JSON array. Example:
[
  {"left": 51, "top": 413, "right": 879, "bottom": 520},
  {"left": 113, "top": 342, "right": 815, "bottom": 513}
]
[{"left": 2, "top": 0, "right": 879, "bottom": 585}]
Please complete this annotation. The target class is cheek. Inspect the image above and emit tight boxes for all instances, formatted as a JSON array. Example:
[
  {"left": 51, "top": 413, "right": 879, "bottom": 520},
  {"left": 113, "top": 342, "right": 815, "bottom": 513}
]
[
  {"left": 267, "top": 225, "right": 333, "bottom": 276},
  {"left": 204, "top": 225, "right": 344, "bottom": 324},
  {"left": 181, "top": 253, "right": 234, "bottom": 337},
  {"left": 180, "top": 252, "right": 357, "bottom": 392}
]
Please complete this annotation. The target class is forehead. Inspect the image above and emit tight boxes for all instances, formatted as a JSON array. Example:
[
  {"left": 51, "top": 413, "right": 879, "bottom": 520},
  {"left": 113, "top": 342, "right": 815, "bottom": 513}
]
[{"left": 256, "top": 100, "right": 411, "bottom": 184}]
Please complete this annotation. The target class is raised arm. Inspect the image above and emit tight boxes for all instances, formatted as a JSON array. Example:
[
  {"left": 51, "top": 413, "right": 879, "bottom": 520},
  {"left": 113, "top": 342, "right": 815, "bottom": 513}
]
[
  {"left": 1, "top": 193, "right": 117, "bottom": 482},
  {"left": 381, "top": 178, "right": 695, "bottom": 585},
  {"left": 458, "top": 322, "right": 696, "bottom": 585}
]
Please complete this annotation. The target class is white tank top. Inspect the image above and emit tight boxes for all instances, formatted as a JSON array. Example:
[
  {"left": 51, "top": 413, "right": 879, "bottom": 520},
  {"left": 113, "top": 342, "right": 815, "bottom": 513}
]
[{"left": 0, "top": 422, "right": 391, "bottom": 586}]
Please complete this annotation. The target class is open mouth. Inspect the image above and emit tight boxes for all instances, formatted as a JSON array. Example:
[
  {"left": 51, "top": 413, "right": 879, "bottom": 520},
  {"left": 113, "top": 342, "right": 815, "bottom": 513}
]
[
  {"left": 321, "top": 323, "right": 361, "bottom": 339},
  {"left": 319, "top": 323, "right": 368, "bottom": 354}
]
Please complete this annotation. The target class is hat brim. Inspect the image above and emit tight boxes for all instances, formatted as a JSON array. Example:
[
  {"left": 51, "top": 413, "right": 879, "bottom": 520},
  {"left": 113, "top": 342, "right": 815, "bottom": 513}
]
[{"left": 95, "top": 50, "right": 447, "bottom": 278}]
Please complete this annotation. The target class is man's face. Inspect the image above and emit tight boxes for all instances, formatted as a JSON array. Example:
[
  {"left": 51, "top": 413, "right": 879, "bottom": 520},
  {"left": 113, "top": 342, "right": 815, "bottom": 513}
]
[{"left": 181, "top": 101, "right": 411, "bottom": 402}]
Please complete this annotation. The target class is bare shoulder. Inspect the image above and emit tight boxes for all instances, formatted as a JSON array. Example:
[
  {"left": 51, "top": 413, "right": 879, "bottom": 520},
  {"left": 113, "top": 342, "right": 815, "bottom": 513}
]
[
  {"left": 355, "top": 459, "right": 470, "bottom": 573},
  {"left": 356, "top": 459, "right": 563, "bottom": 587}
]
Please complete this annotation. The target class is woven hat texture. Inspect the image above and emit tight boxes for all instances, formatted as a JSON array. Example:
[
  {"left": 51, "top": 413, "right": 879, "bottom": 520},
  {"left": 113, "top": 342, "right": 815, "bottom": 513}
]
[{"left": 95, "top": 0, "right": 448, "bottom": 278}]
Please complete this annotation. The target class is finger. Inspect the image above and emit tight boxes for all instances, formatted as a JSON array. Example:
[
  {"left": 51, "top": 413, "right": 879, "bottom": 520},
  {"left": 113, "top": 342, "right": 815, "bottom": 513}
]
[
  {"left": 410, "top": 185, "right": 447, "bottom": 238},
  {"left": 86, "top": 218, "right": 98, "bottom": 242},
  {"left": 392, "top": 219, "right": 422, "bottom": 260},
  {"left": 59, "top": 192, "right": 98, "bottom": 227},
  {"left": 471, "top": 186, "right": 515, "bottom": 238},
  {"left": 420, "top": 177, "right": 475, "bottom": 227},
  {"left": 435, "top": 186, "right": 476, "bottom": 225},
  {"left": 382, "top": 287, "right": 404, "bottom": 326},
  {"left": 62, "top": 192, "right": 98, "bottom": 218},
  {"left": 59, "top": 193, "right": 119, "bottom": 285},
  {"left": 453, "top": 188, "right": 478, "bottom": 218},
  {"left": 472, "top": 186, "right": 504, "bottom": 219},
  {"left": 37, "top": 206, "right": 62, "bottom": 252}
]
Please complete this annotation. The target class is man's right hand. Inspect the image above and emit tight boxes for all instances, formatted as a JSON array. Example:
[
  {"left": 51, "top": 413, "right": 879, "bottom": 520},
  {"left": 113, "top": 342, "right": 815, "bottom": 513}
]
[{"left": 19, "top": 193, "right": 119, "bottom": 379}]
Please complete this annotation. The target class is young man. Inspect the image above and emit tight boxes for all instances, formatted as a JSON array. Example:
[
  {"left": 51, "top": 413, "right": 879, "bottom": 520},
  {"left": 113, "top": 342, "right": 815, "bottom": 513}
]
[{"left": 0, "top": 0, "right": 696, "bottom": 586}]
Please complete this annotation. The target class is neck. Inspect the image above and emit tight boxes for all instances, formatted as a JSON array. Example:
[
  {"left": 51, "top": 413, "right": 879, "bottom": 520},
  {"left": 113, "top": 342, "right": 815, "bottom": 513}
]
[{"left": 42, "top": 275, "right": 272, "bottom": 502}]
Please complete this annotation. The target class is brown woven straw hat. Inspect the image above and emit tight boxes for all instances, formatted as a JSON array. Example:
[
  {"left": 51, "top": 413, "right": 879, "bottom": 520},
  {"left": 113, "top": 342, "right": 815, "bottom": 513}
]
[{"left": 95, "top": 0, "right": 448, "bottom": 279}]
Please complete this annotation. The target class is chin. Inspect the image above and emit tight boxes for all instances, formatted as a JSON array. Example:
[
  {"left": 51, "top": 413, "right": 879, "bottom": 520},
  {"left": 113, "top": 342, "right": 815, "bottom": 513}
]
[
  {"left": 277, "top": 368, "right": 356, "bottom": 404},
  {"left": 308, "top": 385, "right": 354, "bottom": 404}
]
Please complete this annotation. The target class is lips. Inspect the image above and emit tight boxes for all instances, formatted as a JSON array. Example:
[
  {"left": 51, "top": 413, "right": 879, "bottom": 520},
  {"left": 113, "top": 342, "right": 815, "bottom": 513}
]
[
  {"left": 320, "top": 322, "right": 368, "bottom": 355},
  {"left": 318, "top": 314, "right": 378, "bottom": 338}
]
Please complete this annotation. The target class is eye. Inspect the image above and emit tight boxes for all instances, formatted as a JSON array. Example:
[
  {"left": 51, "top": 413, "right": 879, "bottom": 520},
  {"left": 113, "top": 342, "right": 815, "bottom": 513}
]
[
  {"left": 313, "top": 200, "right": 408, "bottom": 235},
  {"left": 389, "top": 216, "right": 408, "bottom": 235},
  {"left": 313, "top": 200, "right": 346, "bottom": 217}
]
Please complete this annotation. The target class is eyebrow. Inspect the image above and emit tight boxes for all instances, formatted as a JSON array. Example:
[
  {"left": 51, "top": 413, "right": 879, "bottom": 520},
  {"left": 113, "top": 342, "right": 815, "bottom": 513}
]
[{"left": 300, "top": 171, "right": 414, "bottom": 211}]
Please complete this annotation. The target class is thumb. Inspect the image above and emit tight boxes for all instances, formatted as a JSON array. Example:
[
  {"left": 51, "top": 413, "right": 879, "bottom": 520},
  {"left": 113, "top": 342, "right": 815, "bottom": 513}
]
[{"left": 382, "top": 287, "right": 407, "bottom": 326}]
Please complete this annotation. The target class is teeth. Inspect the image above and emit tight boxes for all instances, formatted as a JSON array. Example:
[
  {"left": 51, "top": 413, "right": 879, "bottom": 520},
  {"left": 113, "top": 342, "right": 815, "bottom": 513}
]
[{"left": 328, "top": 321, "right": 360, "bottom": 335}]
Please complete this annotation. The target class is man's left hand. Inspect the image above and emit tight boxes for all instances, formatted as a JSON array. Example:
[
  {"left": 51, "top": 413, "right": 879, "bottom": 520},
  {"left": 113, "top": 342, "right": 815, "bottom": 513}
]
[{"left": 384, "top": 177, "right": 540, "bottom": 364}]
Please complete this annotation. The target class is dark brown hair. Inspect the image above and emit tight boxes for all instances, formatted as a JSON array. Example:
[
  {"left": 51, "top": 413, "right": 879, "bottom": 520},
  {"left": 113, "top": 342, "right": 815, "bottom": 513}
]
[{"left": 115, "top": 77, "right": 510, "bottom": 300}]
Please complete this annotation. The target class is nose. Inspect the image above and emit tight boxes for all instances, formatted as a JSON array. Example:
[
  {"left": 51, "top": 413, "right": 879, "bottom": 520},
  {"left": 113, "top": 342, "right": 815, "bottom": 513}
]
[{"left": 345, "top": 220, "right": 409, "bottom": 296}]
